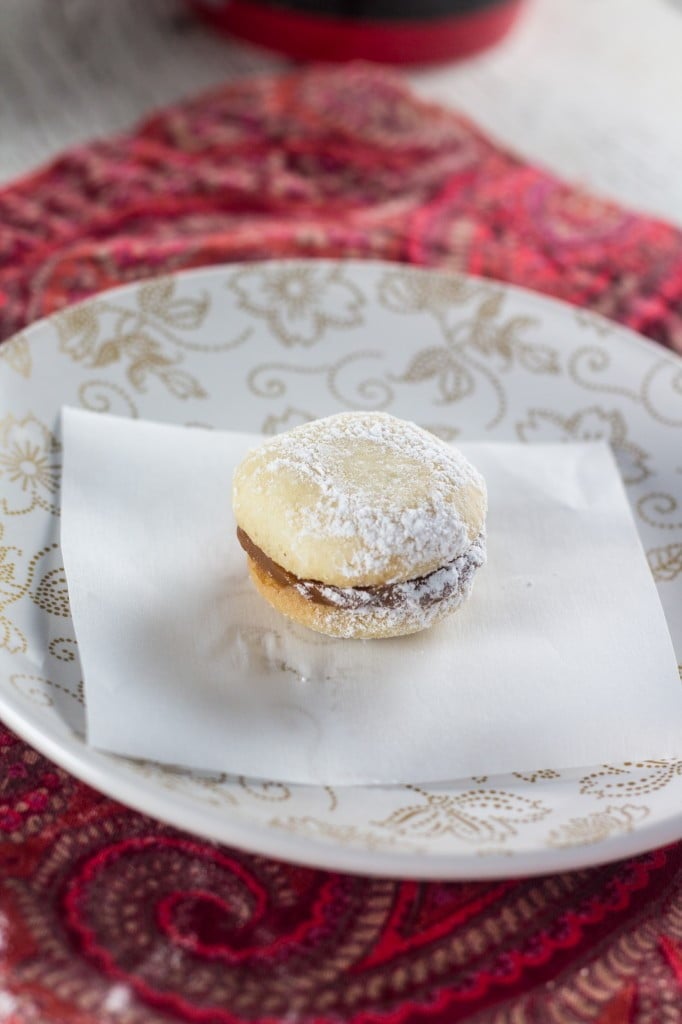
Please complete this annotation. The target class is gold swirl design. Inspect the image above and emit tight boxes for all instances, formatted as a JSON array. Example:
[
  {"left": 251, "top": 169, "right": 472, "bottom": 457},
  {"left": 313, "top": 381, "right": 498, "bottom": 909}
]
[
  {"left": 48, "top": 637, "right": 78, "bottom": 663},
  {"left": 326, "top": 351, "right": 393, "bottom": 409},
  {"left": 248, "top": 361, "right": 326, "bottom": 399},
  {"left": 641, "top": 359, "right": 682, "bottom": 427},
  {"left": 167, "top": 327, "right": 251, "bottom": 354},
  {"left": 10, "top": 672, "right": 84, "bottom": 707},
  {"left": 10, "top": 672, "right": 53, "bottom": 707},
  {"left": 457, "top": 350, "right": 508, "bottom": 430},
  {"left": 248, "top": 351, "right": 394, "bottom": 410},
  {"left": 238, "top": 777, "right": 292, "bottom": 802},
  {"left": 637, "top": 492, "right": 682, "bottom": 530},
  {"left": 0, "top": 539, "right": 65, "bottom": 656},
  {"left": 0, "top": 526, "right": 29, "bottom": 655},
  {"left": 78, "top": 380, "right": 139, "bottom": 417},
  {"left": 567, "top": 346, "right": 640, "bottom": 403}
]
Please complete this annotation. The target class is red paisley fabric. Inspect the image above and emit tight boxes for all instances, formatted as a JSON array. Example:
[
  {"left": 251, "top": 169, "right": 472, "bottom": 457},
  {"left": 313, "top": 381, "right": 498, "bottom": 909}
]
[{"left": 1, "top": 64, "right": 681, "bottom": 1023}]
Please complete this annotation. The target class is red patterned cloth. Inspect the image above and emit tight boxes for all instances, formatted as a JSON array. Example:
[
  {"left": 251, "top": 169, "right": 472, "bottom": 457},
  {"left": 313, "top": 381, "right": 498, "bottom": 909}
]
[{"left": 0, "top": 65, "right": 681, "bottom": 1023}]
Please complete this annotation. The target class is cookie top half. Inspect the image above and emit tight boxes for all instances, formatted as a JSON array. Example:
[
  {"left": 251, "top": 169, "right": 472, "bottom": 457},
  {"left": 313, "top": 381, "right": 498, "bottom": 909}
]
[{"left": 232, "top": 412, "right": 487, "bottom": 588}]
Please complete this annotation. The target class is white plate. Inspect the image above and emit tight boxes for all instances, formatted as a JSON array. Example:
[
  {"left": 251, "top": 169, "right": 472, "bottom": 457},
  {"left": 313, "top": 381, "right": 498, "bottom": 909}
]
[{"left": 0, "top": 260, "right": 680, "bottom": 879}]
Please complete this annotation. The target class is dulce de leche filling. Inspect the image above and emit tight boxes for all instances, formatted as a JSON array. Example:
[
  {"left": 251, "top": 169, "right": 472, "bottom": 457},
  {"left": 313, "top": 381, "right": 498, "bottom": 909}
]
[{"left": 236, "top": 526, "right": 479, "bottom": 611}]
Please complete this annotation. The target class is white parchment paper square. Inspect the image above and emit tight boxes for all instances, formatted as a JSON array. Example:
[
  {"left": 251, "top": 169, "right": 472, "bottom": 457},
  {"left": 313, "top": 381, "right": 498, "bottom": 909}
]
[{"left": 60, "top": 408, "right": 682, "bottom": 784}]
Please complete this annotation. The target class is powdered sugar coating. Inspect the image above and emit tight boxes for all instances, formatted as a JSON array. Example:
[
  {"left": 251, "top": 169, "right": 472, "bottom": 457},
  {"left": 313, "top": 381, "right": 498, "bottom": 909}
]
[{"left": 233, "top": 411, "right": 487, "bottom": 588}]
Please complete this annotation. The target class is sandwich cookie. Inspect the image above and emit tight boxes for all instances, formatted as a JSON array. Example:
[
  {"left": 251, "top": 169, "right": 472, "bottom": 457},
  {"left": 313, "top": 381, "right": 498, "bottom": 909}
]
[{"left": 232, "top": 411, "right": 487, "bottom": 638}]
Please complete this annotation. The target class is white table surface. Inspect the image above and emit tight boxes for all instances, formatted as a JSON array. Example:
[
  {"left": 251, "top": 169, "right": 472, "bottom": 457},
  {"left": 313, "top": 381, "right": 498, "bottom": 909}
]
[{"left": 1, "top": 0, "right": 681, "bottom": 225}]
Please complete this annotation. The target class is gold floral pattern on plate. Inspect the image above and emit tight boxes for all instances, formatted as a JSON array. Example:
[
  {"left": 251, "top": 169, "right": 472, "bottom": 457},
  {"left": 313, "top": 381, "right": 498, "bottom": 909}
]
[
  {"left": 546, "top": 804, "right": 649, "bottom": 848},
  {"left": 512, "top": 769, "right": 561, "bottom": 784},
  {"left": 53, "top": 276, "right": 246, "bottom": 399},
  {"left": 0, "top": 526, "right": 30, "bottom": 655},
  {"left": 637, "top": 492, "right": 682, "bottom": 530},
  {"left": 78, "top": 380, "right": 139, "bottom": 418},
  {"left": 0, "top": 260, "right": 680, "bottom": 878},
  {"left": 0, "top": 538, "right": 62, "bottom": 655},
  {"left": 580, "top": 760, "right": 682, "bottom": 799},
  {"left": 228, "top": 263, "right": 364, "bottom": 346},
  {"left": 269, "top": 816, "right": 426, "bottom": 853},
  {"left": 48, "top": 637, "right": 78, "bottom": 663},
  {"left": 248, "top": 350, "right": 394, "bottom": 411},
  {"left": 516, "top": 406, "right": 651, "bottom": 484},
  {"left": 379, "top": 270, "right": 557, "bottom": 429},
  {"left": 10, "top": 672, "right": 83, "bottom": 709},
  {"left": 648, "top": 543, "right": 682, "bottom": 582},
  {"left": 373, "top": 787, "right": 550, "bottom": 844},
  {"left": 0, "top": 413, "right": 61, "bottom": 516},
  {"left": 0, "top": 332, "right": 32, "bottom": 378}
]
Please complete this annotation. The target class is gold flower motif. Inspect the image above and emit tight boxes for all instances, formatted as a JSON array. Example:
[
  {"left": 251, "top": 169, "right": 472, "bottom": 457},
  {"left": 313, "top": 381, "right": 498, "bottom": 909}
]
[
  {"left": 547, "top": 804, "right": 649, "bottom": 848},
  {"left": 647, "top": 542, "right": 682, "bottom": 582},
  {"left": 52, "top": 278, "right": 228, "bottom": 399},
  {"left": 516, "top": 406, "right": 651, "bottom": 484},
  {"left": 0, "top": 333, "right": 32, "bottom": 378},
  {"left": 228, "top": 264, "right": 364, "bottom": 346},
  {"left": 373, "top": 787, "right": 549, "bottom": 844},
  {"left": 0, "top": 414, "right": 61, "bottom": 516}
]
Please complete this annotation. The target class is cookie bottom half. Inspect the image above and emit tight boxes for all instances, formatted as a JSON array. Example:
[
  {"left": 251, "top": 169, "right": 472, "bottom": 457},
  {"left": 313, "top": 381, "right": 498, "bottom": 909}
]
[{"left": 246, "top": 533, "right": 485, "bottom": 639}]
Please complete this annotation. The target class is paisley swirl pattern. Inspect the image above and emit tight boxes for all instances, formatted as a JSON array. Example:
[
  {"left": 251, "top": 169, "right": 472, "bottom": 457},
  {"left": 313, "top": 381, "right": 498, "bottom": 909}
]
[
  {"left": 1, "top": 736, "right": 680, "bottom": 1024},
  {"left": 0, "top": 64, "right": 681, "bottom": 1022}
]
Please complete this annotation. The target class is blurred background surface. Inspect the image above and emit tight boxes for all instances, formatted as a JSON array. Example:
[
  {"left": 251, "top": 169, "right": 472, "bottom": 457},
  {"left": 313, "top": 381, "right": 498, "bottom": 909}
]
[{"left": 1, "top": 0, "right": 681, "bottom": 222}]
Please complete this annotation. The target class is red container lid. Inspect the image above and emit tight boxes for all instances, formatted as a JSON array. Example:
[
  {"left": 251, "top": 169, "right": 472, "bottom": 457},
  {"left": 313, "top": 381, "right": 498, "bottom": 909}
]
[{"left": 188, "top": 0, "right": 525, "bottom": 66}]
